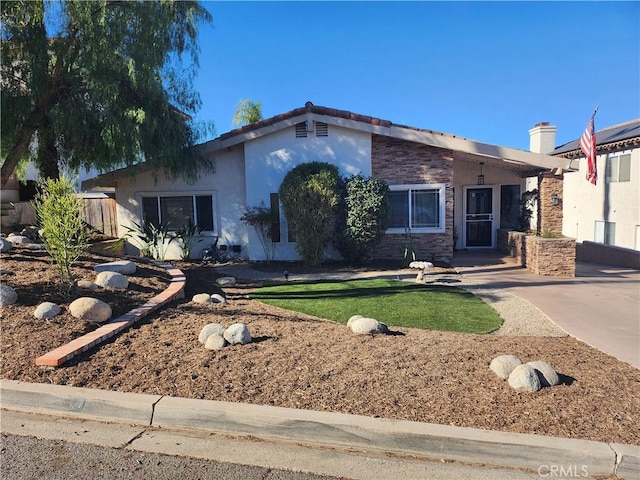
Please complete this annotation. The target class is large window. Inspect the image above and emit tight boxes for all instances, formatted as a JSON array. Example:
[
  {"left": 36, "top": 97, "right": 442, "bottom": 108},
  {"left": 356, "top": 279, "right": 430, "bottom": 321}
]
[
  {"left": 387, "top": 184, "right": 445, "bottom": 233},
  {"left": 141, "top": 194, "right": 215, "bottom": 231},
  {"left": 606, "top": 154, "right": 631, "bottom": 183}
]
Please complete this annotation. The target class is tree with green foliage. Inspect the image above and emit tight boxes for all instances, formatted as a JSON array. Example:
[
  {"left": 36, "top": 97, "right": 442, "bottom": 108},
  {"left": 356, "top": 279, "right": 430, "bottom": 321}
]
[
  {"left": 32, "top": 175, "right": 88, "bottom": 295},
  {"left": 232, "top": 99, "right": 263, "bottom": 126},
  {"left": 1, "top": 0, "right": 213, "bottom": 189},
  {"left": 240, "top": 202, "right": 275, "bottom": 261},
  {"left": 279, "top": 162, "right": 342, "bottom": 266},
  {"left": 335, "top": 175, "right": 390, "bottom": 265}
]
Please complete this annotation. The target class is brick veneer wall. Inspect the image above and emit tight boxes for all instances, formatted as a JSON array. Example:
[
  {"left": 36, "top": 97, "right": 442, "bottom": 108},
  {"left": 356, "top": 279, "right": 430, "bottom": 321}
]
[
  {"left": 538, "top": 172, "right": 563, "bottom": 236},
  {"left": 498, "top": 229, "right": 576, "bottom": 277},
  {"left": 371, "top": 135, "right": 454, "bottom": 262}
]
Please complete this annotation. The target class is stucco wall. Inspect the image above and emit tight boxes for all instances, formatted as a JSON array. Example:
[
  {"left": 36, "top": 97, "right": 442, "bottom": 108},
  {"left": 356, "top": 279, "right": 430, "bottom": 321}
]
[
  {"left": 562, "top": 148, "right": 639, "bottom": 250},
  {"left": 243, "top": 123, "right": 372, "bottom": 261},
  {"left": 114, "top": 148, "right": 247, "bottom": 260}
]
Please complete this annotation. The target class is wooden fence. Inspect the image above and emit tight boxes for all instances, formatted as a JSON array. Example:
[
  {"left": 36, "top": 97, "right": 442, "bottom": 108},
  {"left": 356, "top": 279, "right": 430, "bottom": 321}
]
[{"left": 82, "top": 196, "right": 118, "bottom": 237}]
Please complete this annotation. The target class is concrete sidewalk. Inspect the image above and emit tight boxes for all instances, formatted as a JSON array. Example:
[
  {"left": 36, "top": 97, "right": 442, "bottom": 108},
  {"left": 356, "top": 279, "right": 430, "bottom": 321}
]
[
  {"left": 451, "top": 251, "right": 640, "bottom": 369},
  {"left": 1, "top": 379, "right": 639, "bottom": 479}
]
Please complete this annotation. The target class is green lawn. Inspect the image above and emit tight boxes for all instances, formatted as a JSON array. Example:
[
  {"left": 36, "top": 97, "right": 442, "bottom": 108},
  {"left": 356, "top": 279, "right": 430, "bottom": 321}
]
[{"left": 251, "top": 279, "right": 503, "bottom": 334}]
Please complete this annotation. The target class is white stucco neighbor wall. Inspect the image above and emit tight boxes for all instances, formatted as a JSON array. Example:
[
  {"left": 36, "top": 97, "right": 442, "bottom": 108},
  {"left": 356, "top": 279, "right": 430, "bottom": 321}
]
[
  {"left": 114, "top": 148, "right": 247, "bottom": 260},
  {"left": 563, "top": 148, "right": 639, "bottom": 250},
  {"left": 243, "top": 123, "right": 372, "bottom": 261}
]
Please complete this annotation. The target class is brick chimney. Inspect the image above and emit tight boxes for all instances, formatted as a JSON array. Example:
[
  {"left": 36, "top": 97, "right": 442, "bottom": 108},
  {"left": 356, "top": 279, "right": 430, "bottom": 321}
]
[{"left": 529, "top": 122, "right": 557, "bottom": 154}]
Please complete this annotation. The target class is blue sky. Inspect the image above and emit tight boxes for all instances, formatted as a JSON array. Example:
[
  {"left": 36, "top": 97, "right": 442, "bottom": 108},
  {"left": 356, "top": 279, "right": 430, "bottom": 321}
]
[{"left": 192, "top": 1, "right": 639, "bottom": 151}]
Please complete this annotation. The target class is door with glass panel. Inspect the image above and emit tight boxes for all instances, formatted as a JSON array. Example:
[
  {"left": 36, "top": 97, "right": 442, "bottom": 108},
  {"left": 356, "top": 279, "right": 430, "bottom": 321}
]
[{"left": 465, "top": 187, "right": 493, "bottom": 247}]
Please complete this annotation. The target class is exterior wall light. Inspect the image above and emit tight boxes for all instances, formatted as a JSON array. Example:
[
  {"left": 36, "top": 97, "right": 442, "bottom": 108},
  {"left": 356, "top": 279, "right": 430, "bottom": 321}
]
[
  {"left": 477, "top": 162, "right": 485, "bottom": 185},
  {"left": 551, "top": 193, "right": 559, "bottom": 205}
]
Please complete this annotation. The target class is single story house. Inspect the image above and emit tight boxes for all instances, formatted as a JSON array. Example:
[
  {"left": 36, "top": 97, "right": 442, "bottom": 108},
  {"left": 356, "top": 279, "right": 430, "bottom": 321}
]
[{"left": 83, "top": 102, "right": 572, "bottom": 262}]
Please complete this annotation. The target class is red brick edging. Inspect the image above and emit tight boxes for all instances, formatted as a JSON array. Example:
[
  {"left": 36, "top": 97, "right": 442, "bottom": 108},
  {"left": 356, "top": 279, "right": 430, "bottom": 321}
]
[{"left": 35, "top": 261, "right": 186, "bottom": 368}]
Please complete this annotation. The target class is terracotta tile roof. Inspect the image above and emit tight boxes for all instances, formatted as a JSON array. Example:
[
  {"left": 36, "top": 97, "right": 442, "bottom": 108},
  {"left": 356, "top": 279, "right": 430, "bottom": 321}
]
[{"left": 218, "top": 101, "right": 469, "bottom": 142}]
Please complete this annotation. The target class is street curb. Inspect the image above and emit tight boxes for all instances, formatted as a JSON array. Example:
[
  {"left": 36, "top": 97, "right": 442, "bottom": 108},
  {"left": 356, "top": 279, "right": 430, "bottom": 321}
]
[{"left": 2, "top": 380, "right": 638, "bottom": 477}]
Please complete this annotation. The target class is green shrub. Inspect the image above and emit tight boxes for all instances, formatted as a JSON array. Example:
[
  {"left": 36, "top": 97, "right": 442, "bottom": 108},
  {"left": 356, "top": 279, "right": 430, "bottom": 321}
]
[
  {"left": 335, "top": 175, "right": 390, "bottom": 265},
  {"left": 241, "top": 202, "right": 275, "bottom": 261},
  {"left": 279, "top": 162, "right": 342, "bottom": 266},
  {"left": 32, "top": 176, "right": 88, "bottom": 293},
  {"left": 123, "top": 219, "right": 175, "bottom": 260},
  {"left": 175, "top": 219, "right": 203, "bottom": 260}
]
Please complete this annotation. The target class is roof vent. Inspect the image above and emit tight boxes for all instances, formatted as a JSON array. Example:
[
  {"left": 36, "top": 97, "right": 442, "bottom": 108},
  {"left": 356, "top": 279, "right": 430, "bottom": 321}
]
[
  {"left": 315, "top": 122, "right": 328, "bottom": 137},
  {"left": 295, "top": 122, "right": 307, "bottom": 138}
]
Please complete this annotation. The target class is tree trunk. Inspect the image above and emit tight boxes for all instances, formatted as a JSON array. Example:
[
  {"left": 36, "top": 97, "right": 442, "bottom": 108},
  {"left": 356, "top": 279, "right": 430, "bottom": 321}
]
[
  {"left": 37, "top": 116, "right": 60, "bottom": 181},
  {"left": 0, "top": 124, "right": 38, "bottom": 190}
]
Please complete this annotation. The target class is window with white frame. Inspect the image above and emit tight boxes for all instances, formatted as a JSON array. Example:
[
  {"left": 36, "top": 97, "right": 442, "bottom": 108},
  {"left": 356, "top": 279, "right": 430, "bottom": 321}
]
[
  {"left": 141, "top": 194, "right": 215, "bottom": 232},
  {"left": 594, "top": 220, "right": 615, "bottom": 245},
  {"left": 387, "top": 184, "right": 446, "bottom": 233},
  {"left": 605, "top": 154, "right": 631, "bottom": 183}
]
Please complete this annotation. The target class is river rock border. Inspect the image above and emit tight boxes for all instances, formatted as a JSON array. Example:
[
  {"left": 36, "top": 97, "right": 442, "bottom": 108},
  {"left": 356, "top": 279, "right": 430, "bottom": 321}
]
[{"left": 35, "top": 261, "right": 185, "bottom": 368}]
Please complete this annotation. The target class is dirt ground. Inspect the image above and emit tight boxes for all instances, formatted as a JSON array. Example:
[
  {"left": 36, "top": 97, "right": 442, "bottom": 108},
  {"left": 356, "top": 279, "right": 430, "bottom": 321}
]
[{"left": 1, "top": 247, "right": 639, "bottom": 446}]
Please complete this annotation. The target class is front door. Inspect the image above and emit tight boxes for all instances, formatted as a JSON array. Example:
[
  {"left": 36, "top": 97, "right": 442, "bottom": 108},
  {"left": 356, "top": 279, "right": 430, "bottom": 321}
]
[{"left": 465, "top": 187, "right": 494, "bottom": 247}]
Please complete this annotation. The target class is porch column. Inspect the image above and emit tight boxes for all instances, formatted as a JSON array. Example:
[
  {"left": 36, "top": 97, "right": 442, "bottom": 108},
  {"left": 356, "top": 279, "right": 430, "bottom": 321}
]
[{"left": 537, "top": 172, "right": 564, "bottom": 236}]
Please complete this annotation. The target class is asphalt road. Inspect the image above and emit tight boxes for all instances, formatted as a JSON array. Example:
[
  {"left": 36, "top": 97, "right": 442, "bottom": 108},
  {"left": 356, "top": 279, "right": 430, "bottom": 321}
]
[{"left": 1, "top": 433, "right": 339, "bottom": 480}]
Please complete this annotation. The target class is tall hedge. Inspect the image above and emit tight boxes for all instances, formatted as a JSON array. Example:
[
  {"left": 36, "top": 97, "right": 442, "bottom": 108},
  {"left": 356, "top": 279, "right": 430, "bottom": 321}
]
[
  {"left": 279, "top": 162, "right": 342, "bottom": 266},
  {"left": 335, "top": 175, "right": 390, "bottom": 265}
]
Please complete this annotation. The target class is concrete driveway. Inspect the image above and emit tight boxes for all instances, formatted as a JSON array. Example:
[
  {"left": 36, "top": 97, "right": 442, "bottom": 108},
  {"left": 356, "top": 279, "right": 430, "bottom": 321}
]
[{"left": 451, "top": 250, "right": 640, "bottom": 369}]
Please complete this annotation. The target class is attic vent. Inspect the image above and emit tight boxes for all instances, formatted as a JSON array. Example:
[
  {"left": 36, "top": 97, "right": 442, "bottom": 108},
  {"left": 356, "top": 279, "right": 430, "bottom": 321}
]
[
  {"left": 295, "top": 122, "right": 307, "bottom": 138},
  {"left": 315, "top": 122, "right": 328, "bottom": 137}
]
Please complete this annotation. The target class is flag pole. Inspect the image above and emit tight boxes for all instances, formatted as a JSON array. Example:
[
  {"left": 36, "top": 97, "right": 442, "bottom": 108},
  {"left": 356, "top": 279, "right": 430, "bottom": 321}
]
[{"left": 592, "top": 106, "right": 599, "bottom": 118}]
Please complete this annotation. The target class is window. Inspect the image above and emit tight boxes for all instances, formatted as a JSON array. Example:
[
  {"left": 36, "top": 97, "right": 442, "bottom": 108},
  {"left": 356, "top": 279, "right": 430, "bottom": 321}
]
[
  {"left": 606, "top": 154, "right": 631, "bottom": 183},
  {"left": 269, "top": 193, "right": 281, "bottom": 243},
  {"left": 594, "top": 220, "right": 615, "bottom": 245},
  {"left": 500, "top": 185, "right": 521, "bottom": 230},
  {"left": 387, "top": 184, "right": 445, "bottom": 233},
  {"left": 141, "top": 194, "right": 214, "bottom": 231}
]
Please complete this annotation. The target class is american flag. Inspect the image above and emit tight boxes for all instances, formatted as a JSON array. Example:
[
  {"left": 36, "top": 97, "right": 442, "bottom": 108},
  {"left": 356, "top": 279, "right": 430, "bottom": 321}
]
[{"left": 580, "top": 116, "right": 597, "bottom": 185}]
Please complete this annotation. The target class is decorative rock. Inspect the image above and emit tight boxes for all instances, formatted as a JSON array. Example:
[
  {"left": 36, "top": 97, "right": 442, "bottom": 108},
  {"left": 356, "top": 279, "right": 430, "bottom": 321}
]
[
  {"left": 527, "top": 360, "right": 560, "bottom": 387},
  {"left": 192, "top": 293, "right": 211, "bottom": 304},
  {"left": 204, "top": 332, "right": 227, "bottom": 350},
  {"left": 223, "top": 323, "right": 252, "bottom": 345},
  {"left": 210, "top": 293, "right": 227, "bottom": 304},
  {"left": 0, "top": 285, "right": 18, "bottom": 306},
  {"left": 0, "top": 238, "right": 13, "bottom": 252},
  {"left": 7, "top": 234, "right": 31, "bottom": 244},
  {"left": 94, "top": 260, "right": 136, "bottom": 275},
  {"left": 216, "top": 276, "right": 236, "bottom": 286},
  {"left": 347, "top": 314, "right": 363, "bottom": 327},
  {"left": 69, "top": 297, "right": 112, "bottom": 323},
  {"left": 508, "top": 364, "right": 542, "bottom": 392},
  {"left": 23, "top": 243, "right": 47, "bottom": 250},
  {"left": 34, "top": 302, "right": 62, "bottom": 319},
  {"left": 77, "top": 280, "right": 100, "bottom": 290},
  {"left": 95, "top": 271, "right": 129, "bottom": 289},
  {"left": 350, "top": 317, "right": 388, "bottom": 335},
  {"left": 490, "top": 354, "right": 523, "bottom": 380},
  {"left": 198, "top": 323, "right": 226, "bottom": 344}
]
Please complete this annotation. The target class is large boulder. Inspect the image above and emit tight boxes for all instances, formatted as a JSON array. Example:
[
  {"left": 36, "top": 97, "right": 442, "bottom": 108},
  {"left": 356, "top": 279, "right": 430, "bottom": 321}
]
[
  {"left": 204, "top": 332, "right": 227, "bottom": 351},
  {"left": 210, "top": 293, "right": 227, "bottom": 304},
  {"left": 216, "top": 276, "right": 236, "bottom": 287},
  {"left": 192, "top": 293, "right": 211, "bottom": 304},
  {"left": 224, "top": 323, "right": 252, "bottom": 345},
  {"left": 0, "top": 238, "right": 13, "bottom": 252},
  {"left": 0, "top": 285, "right": 18, "bottom": 306},
  {"left": 508, "top": 364, "right": 541, "bottom": 392},
  {"left": 527, "top": 360, "right": 560, "bottom": 387},
  {"left": 198, "top": 323, "right": 226, "bottom": 344},
  {"left": 95, "top": 271, "right": 129, "bottom": 290},
  {"left": 7, "top": 234, "right": 31, "bottom": 244},
  {"left": 347, "top": 315, "right": 363, "bottom": 327},
  {"left": 93, "top": 260, "right": 136, "bottom": 275},
  {"left": 69, "top": 297, "right": 112, "bottom": 323},
  {"left": 489, "top": 354, "right": 523, "bottom": 380},
  {"left": 33, "top": 302, "right": 62, "bottom": 319},
  {"left": 350, "top": 317, "right": 388, "bottom": 335}
]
